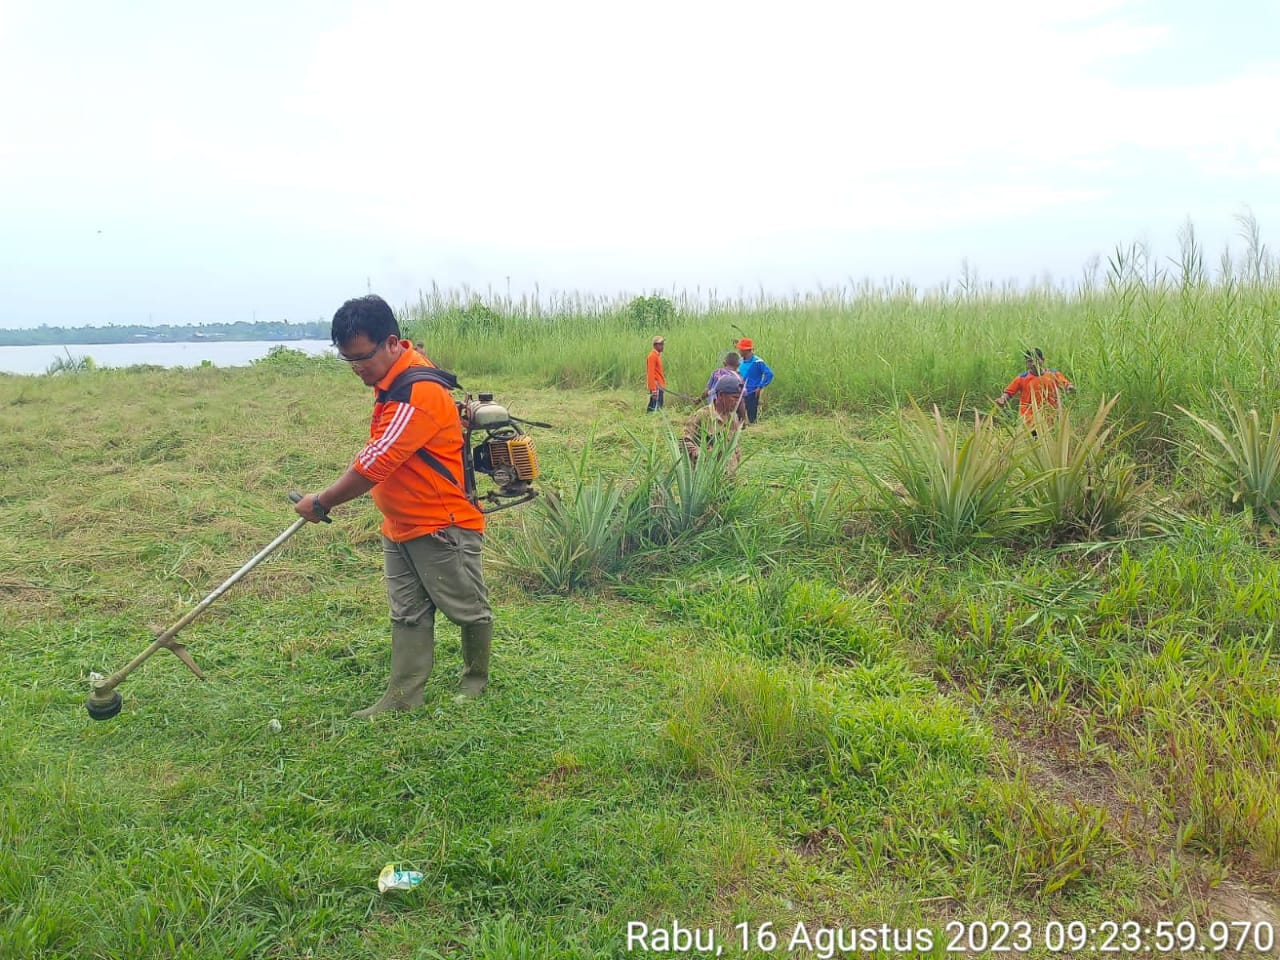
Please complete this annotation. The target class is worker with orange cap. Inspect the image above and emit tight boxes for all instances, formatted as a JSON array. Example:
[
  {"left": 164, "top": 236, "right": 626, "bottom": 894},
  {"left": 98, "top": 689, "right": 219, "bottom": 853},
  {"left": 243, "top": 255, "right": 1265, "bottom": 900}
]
[{"left": 734, "top": 337, "right": 773, "bottom": 424}]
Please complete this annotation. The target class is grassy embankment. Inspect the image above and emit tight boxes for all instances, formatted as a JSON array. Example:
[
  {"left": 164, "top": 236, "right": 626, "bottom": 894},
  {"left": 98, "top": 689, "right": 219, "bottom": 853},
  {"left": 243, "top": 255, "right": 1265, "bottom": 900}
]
[{"left": 2, "top": 264, "right": 1279, "bottom": 958}]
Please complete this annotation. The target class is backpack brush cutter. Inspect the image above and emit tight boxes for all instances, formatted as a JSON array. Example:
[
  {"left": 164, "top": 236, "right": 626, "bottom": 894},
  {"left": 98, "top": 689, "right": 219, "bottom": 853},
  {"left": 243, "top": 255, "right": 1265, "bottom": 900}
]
[
  {"left": 374, "top": 367, "right": 550, "bottom": 514},
  {"left": 459, "top": 392, "right": 551, "bottom": 513}
]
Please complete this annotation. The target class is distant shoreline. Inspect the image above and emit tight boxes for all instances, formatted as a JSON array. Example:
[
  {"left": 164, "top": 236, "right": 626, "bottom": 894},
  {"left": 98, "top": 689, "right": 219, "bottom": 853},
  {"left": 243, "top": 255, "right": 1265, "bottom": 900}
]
[
  {"left": 0, "top": 338, "right": 334, "bottom": 375},
  {"left": 0, "top": 321, "right": 330, "bottom": 347},
  {"left": 0, "top": 334, "right": 325, "bottom": 346},
  {"left": 0, "top": 335, "right": 326, "bottom": 346}
]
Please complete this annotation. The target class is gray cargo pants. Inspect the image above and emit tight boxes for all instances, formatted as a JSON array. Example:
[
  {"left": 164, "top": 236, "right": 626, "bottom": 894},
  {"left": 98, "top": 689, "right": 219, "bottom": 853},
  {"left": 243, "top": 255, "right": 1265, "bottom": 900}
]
[{"left": 382, "top": 527, "right": 492, "bottom": 628}]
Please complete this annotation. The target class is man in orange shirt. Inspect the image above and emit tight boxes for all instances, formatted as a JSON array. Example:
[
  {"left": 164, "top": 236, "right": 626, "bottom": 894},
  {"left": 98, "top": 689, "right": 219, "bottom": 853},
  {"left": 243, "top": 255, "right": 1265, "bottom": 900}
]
[
  {"left": 996, "top": 347, "right": 1074, "bottom": 424},
  {"left": 294, "top": 295, "right": 493, "bottom": 716},
  {"left": 646, "top": 335, "right": 666, "bottom": 412}
]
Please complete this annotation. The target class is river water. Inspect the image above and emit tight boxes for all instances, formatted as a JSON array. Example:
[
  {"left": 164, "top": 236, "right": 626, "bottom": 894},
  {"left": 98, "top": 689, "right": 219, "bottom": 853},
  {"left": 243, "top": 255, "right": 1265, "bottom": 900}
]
[{"left": 0, "top": 339, "right": 334, "bottom": 375}]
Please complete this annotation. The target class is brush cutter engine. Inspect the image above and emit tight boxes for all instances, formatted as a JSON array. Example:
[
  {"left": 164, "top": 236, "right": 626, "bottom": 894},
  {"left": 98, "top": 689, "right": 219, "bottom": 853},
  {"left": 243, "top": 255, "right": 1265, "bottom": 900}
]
[
  {"left": 377, "top": 368, "right": 548, "bottom": 515},
  {"left": 459, "top": 394, "right": 542, "bottom": 513}
]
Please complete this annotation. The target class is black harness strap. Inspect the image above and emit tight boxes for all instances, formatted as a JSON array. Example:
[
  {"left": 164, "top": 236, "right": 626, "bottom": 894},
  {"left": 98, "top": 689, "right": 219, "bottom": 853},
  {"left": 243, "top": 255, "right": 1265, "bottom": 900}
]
[
  {"left": 375, "top": 365, "right": 460, "bottom": 403},
  {"left": 375, "top": 365, "right": 465, "bottom": 488}
]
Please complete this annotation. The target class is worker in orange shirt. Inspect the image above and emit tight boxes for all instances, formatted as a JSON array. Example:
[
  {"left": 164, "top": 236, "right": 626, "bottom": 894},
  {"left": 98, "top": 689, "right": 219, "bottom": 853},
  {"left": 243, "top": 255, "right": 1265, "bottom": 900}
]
[
  {"left": 646, "top": 335, "right": 666, "bottom": 412},
  {"left": 294, "top": 295, "right": 493, "bottom": 716},
  {"left": 995, "top": 347, "right": 1074, "bottom": 425}
]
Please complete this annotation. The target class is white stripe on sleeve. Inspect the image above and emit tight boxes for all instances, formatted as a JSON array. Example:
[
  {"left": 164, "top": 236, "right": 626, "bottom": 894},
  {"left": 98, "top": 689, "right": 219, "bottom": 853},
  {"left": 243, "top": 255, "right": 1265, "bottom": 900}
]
[{"left": 358, "top": 403, "right": 415, "bottom": 470}]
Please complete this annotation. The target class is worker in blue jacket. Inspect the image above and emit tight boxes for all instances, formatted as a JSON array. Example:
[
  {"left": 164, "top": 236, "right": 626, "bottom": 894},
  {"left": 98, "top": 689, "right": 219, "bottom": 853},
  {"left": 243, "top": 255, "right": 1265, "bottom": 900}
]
[{"left": 734, "top": 337, "right": 774, "bottom": 424}]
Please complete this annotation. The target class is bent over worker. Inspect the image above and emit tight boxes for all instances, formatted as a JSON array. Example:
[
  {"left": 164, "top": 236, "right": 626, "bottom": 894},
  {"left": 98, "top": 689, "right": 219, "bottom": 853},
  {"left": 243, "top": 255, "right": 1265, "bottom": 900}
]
[
  {"left": 294, "top": 294, "right": 493, "bottom": 716},
  {"left": 682, "top": 372, "right": 745, "bottom": 475}
]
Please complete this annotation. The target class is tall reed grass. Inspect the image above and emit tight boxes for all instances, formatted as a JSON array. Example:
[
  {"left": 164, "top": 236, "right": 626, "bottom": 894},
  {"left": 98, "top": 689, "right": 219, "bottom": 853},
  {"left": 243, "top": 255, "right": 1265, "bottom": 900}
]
[{"left": 402, "top": 217, "right": 1280, "bottom": 460}]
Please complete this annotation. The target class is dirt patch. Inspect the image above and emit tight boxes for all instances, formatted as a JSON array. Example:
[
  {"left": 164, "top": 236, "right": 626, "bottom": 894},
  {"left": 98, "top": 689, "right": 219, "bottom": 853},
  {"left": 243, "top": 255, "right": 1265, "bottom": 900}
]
[
  {"left": 528, "top": 758, "right": 583, "bottom": 801},
  {"left": 988, "top": 711, "right": 1280, "bottom": 950},
  {"left": 1203, "top": 880, "right": 1280, "bottom": 928},
  {"left": 796, "top": 825, "right": 842, "bottom": 859},
  {"left": 1201, "top": 882, "right": 1280, "bottom": 957},
  {"left": 989, "top": 713, "right": 1144, "bottom": 833},
  {"left": 0, "top": 578, "right": 56, "bottom": 614}
]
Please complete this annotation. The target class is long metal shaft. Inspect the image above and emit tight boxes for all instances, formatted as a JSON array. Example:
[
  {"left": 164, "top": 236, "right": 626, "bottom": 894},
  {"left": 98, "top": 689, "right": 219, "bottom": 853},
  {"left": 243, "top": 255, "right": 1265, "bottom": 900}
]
[{"left": 91, "top": 517, "right": 309, "bottom": 696}]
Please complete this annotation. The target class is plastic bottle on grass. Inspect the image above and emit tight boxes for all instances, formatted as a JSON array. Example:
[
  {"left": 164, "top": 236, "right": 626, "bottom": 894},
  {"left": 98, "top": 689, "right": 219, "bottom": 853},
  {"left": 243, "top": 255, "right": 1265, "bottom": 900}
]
[{"left": 377, "top": 864, "right": 424, "bottom": 893}]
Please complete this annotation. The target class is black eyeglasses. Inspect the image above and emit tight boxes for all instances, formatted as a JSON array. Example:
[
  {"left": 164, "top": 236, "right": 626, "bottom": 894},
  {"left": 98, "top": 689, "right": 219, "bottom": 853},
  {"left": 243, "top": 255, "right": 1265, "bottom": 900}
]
[{"left": 337, "top": 339, "right": 386, "bottom": 363}]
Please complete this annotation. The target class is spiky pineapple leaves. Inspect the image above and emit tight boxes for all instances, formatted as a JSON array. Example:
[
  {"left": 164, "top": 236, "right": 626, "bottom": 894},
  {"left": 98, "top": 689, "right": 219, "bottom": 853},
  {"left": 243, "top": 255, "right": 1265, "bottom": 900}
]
[{"left": 861, "top": 397, "right": 1159, "bottom": 548}]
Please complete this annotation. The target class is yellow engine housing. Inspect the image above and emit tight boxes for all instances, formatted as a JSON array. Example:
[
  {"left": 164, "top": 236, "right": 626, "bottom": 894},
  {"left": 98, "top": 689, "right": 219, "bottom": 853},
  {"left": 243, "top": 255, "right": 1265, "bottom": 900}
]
[{"left": 487, "top": 435, "right": 539, "bottom": 481}]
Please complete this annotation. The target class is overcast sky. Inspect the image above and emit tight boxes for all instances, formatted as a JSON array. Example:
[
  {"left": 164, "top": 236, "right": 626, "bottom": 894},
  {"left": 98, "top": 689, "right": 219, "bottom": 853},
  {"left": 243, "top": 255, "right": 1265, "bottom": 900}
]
[{"left": 1, "top": 0, "right": 1277, "bottom": 328}]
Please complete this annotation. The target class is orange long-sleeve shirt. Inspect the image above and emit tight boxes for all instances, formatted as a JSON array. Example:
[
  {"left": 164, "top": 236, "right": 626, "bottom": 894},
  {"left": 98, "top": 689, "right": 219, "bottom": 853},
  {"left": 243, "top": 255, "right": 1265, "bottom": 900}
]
[
  {"left": 353, "top": 343, "right": 485, "bottom": 542},
  {"left": 646, "top": 348, "right": 665, "bottom": 392},
  {"left": 1002, "top": 370, "right": 1073, "bottom": 423}
]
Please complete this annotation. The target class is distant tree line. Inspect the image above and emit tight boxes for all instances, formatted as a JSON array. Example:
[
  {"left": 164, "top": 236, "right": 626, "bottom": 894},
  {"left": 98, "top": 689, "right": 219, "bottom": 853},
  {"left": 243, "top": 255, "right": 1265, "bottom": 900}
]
[{"left": 0, "top": 319, "right": 330, "bottom": 346}]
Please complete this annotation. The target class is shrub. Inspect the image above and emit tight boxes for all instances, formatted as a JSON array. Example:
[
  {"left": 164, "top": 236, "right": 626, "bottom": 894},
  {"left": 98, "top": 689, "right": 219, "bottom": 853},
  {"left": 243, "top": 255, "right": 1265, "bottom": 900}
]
[
  {"left": 495, "top": 427, "right": 741, "bottom": 592},
  {"left": 45, "top": 350, "right": 94, "bottom": 374},
  {"left": 623, "top": 295, "right": 675, "bottom": 332},
  {"left": 862, "top": 404, "right": 1035, "bottom": 548},
  {"left": 1179, "top": 390, "right": 1280, "bottom": 522},
  {"left": 494, "top": 477, "right": 629, "bottom": 593},
  {"left": 1020, "top": 395, "right": 1157, "bottom": 540},
  {"left": 628, "top": 427, "right": 740, "bottom": 545},
  {"left": 251, "top": 345, "right": 317, "bottom": 368},
  {"left": 456, "top": 299, "right": 503, "bottom": 334}
]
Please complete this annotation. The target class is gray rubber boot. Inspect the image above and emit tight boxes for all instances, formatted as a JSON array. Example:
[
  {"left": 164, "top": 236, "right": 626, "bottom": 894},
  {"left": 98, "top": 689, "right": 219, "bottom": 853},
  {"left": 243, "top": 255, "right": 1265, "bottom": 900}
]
[
  {"left": 352, "top": 622, "right": 435, "bottom": 718},
  {"left": 457, "top": 621, "right": 492, "bottom": 698}
]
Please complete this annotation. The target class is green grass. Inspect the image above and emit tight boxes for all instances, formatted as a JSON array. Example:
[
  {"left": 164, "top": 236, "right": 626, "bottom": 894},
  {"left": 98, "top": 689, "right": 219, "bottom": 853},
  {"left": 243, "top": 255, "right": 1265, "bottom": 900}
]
[{"left": 3, "top": 278, "right": 1280, "bottom": 958}]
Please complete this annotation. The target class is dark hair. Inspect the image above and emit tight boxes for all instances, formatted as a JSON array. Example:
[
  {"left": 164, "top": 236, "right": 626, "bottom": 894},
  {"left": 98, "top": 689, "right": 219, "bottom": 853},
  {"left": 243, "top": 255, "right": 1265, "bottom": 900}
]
[
  {"left": 331, "top": 295, "right": 400, "bottom": 348},
  {"left": 1023, "top": 347, "right": 1046, "bottom": 363}
]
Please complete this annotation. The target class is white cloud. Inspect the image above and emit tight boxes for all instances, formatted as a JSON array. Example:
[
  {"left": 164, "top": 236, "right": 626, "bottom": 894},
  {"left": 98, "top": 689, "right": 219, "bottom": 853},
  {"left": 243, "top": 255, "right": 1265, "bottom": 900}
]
[
  {"left": 1, "top": 0, "right": 1277, "bottom": 325},
  {"left": 272, "top": 0, "right": 1245, "bottom": 246}
]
